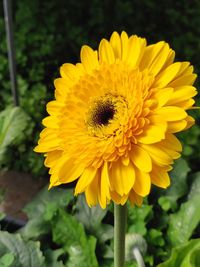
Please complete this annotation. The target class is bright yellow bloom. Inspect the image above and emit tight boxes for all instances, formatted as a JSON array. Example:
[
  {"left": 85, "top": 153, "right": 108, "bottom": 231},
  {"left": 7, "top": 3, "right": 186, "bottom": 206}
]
[{"left": 35, "top": 31, "right": 197, "bottom": 208}]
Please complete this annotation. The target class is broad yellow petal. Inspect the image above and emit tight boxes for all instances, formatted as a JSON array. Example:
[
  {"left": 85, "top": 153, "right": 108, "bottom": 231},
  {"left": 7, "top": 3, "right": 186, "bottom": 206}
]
[
  {"left": 75, "top": 166, "right": 98, "bottom": 194},
  {"left": 99, "top": 39, "right": 115, "bottom": 63},
  {"left": 138, "top": 123, "right": 167, "bottom": 144},
  {"left": 81, "top": 45, "right": 99, "bottom": 73},
  {"left": 152, "top": 87, "right": 174, "bottom": 107},
  {"left": 60, "top": 63, "right": 82, "bottom": 81},
  {"left": 167, "top": 120, "right": 187, "bottom": 133},
  {"left": 121, "top": 31, "right": 129, "bottom": 61},
  {"left": 34, "top": 129, "right": 60, "bottom": 152},
  {"left": 141, "top": 144, "right": 173, "bottom": 167},
  {"left": 153, "top": 62, "right": 182, "bottom": 88},
  {"left": 167, "top": 86, "right": 197, "bottom": 105},
  {"left": 133, "top": 169, "right": 151, "bottom": 197},
  {"left": 168, "top": 74, "right": 197, "bottom": 87},
  {"left": 59, "top": 158, "right": 85, "bottom": 183},
  {"left": 44, "top": 150, "right": 62, "bottom": 168},
  {"left": 148, "top": 43, "right": 172, "bottom": 76},
  {"left": 140, "top": 41, "right": 166, "bottom": 71},
  {"left": 129, "top": 189, "right": 143, "bottom": 206},
  {"left": 155, "top": 106, "right": 187, "bottom": 121},
  {"left": 125, "top": 36, "right": 146, "bottom": 68},
  {"left": 99, "top": 162, "right": 111, "bottom": 208},
  {"left": 42, "top": 116, "right": 59, "bottom": 129},
  {"left": 184, "top": 116, "right": 195, "bottom": 130},
  {"left": 85, "top": 175, "right": 99, "bottom": 207},
  {"left": 109, "top": 160, "right": 135, "bottom": 195},
  {"left": 46, "top": 100, "right": 64, "bottom": 116},
  {"left": 151, "top": 166, "right": 170, "bottom": 188},
  {"left": 130, "top": 145, "right": 152, "bottom": 172},
  {"left": 110, "top": 31, "right": 122, "bottom": 59}
]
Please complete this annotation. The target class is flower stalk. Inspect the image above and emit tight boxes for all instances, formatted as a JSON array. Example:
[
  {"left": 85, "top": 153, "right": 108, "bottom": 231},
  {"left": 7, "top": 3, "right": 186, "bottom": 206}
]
[
  {"left": 133, "top": 247, "right": 146, "bottom": 267},
  {"left": 114, "top": 203, "right": 127, "bottom": 267}
]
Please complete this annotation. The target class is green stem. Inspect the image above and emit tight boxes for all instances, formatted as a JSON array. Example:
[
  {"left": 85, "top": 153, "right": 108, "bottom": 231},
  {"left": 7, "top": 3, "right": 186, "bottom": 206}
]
[{"left": 114, "top": 203, "right": 127, "bottom": 267}]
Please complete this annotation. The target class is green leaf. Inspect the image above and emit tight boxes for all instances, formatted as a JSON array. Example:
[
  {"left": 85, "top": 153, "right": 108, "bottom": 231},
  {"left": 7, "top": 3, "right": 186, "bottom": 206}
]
[
  {"left": 75, "top": 195, "right": 106, "bottom": 229},
  {"left": 67, "top": 237, "right": 98, "bottom": 267},
  {"left": 75, "top": 195, "right": 113, "bottom": 243},
  {"left": 52, "top": 209, "right": 98, "bottom": 267},
  {"left": 147, "top": 229, "right": 165, "bottom": 247},
  {"left": 128, "top": 203, "right": 152, "bottom": 235},
  {"left": 167, "top": 172, "right": 200, "bottom": 245},
  {"left": 157, "top": 239, "right": 200, "bottom": 267},
  {"left": 158, "top": 158, "right": 190, "bottom": 211},
  {"left": 21, "top": 186, "right": 73, "bottom": 239},
  {"left": 0, "top": 107, "right": 30, "bottom": 162},
  {"left": 0, "top": 253, "right": 14, "bottom": 267},
  {"left": 187, "top": 172, "right": 200, "bottom": 199},
  {"left": 43, "top": 249, "right": 65, "bottom": 267},
  {"left": 0, "top": 231, "right": 45, "bottom": 267}
]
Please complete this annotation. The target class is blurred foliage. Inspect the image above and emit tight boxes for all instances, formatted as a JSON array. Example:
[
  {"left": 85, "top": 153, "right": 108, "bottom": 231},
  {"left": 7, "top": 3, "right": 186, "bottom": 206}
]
[
  {"left": 158, "top": 239, "right": 200, "bottom": 267},
  {"left": 0, "top": 0, "right": 200, "bottom": 175},
  {"left": 0, "top": 107, "right": 31, "bottom": 165},
  {"left": 0, "top": 159, "right": 200, "bottom": 266}
]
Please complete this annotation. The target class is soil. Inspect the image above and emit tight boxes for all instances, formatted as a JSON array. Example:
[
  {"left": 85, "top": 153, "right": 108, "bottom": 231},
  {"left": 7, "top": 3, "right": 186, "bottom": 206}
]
[{"left": 0, "top": 170, "right": 46, "bottom": 222}]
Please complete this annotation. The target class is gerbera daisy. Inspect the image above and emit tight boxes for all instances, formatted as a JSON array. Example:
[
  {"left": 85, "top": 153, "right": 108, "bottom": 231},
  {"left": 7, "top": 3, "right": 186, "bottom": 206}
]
[{"left": 35, "top": 31, "right": 197, "bottom": 209}]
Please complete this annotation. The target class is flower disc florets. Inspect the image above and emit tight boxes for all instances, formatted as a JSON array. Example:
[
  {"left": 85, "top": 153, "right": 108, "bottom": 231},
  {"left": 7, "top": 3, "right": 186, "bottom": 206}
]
[{"left": 35, "top": 31, "right": 197, "bottom": 208}]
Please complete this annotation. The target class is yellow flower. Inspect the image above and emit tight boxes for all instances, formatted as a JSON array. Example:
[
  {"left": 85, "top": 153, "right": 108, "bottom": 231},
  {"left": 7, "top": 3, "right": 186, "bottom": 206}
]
[{"left": 35, "top": 31, "right": 197, "bottom": 208}]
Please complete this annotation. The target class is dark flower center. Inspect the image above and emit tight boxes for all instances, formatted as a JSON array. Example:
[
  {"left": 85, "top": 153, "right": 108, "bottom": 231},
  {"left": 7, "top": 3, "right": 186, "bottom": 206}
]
[{"left": 92, "top": 101, "right": 115, "bottom": 126}]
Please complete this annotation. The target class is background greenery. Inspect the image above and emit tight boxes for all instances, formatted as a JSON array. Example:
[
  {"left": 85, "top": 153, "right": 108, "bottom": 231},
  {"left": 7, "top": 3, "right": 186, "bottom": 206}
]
[{"left": 0, "top": 0, "right": 200, "bottom": 266}]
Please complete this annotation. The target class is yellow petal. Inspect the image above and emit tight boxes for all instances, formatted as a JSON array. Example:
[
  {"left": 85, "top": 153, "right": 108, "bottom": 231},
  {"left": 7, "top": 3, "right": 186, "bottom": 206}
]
[
  {"left": 49, "top": 173, "right": 62, "bottom": 188},
  {"left": 59, "top": 158, "right": 85, "bottom": 183},
  {"left": 141, "top": 144, "right": 173, "bottom": 167},
  {"left": 167, "top": 120, "right": 187, "bottom": 133},
  {"left": 130, "top": 145, "right": 152, "bottom": 172},
  {"left": 110, "top": 191, "right": 128, "bottom": 205},
  {"left": 46, "top": 100, "right": 64, "bottom": 116},
  {"left": 42, "top": 116, "right": 59, "bottom": 129},
  {"left": 184, "top": 116, "right": 195, "bottom": 130},
  {"left": 153, "top": 62, "right": 182, "bottom": 88},
  {"left": 54, "top": 78, "right": 71, "bottom": 100},
  {"left": 140, "top": 41, "right": 166, "bottom": 70},
  {"left": 126, "top": 36, "right": 146, "bottom": 68},
  {"left": 168, "top": 74, "right": 197, "bottom": 87},
  {"left": 162, "top": 49, "right": 175, "bottom": 70},
  {"left": 109, "top": 160, "right": 135, "bottom": 195},
  {"left": 138, "top": 122, "right": 167, "bottom": 144},
  {"left": 161, "top": 133, "right": 182, "bottom": 152},
  {"left": 81, "top": 45, "right": 99, "bottom": 73},
  {"left": 155, "top": 106, "right": 187, "bottom": 121},
  {"left": 99, "top": 162, "right": 111, "bottom": 208},
  {"left": 75, "top": 166, "right": 98, "bottom": 194},
  {"left": 133, "top": 169, "right": 151, "bottom": 197},
  {"left": 44, "top": 150, "right": 62, "bottom": 168},
  {"left": 35, "top": 129, "right": 60, "bottom": 152},
  {"left": 121, "top": 31, "right": 129, "bottom": 61},
  {"left": 85, "top": 175, "right": 99, "bottom": 207},
  {"left": 129, "top": 189, "right": 143, "bottom": 206},
  {"left": 167, "top": 86, "right": 197, "bottom": 105},
  {"left": 153, "top": 87, "right": 174, "bottom": 107},
  {"left": 99, "top": 39, "right": 115, "bottom": 64},
  {"left": 60, "top": 63, "right": 82, "bottom": 81},
  {"left": 151, "top": 166, "right": 170, "bottom": 188},
  {"left": 148, "top": 43, "right": 172, "bottom": 76},
  {"left": 175, "top": 99, "right": 195, "bottom": 109},
  {"left": 110, "top": 31, "right": 122, "bottom": 59}
]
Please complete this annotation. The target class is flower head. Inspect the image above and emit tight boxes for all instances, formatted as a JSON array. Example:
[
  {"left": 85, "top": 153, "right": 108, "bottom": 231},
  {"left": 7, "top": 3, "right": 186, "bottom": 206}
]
[{"left": 35, "top": 31, "right": 197, "bottom": 208}]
